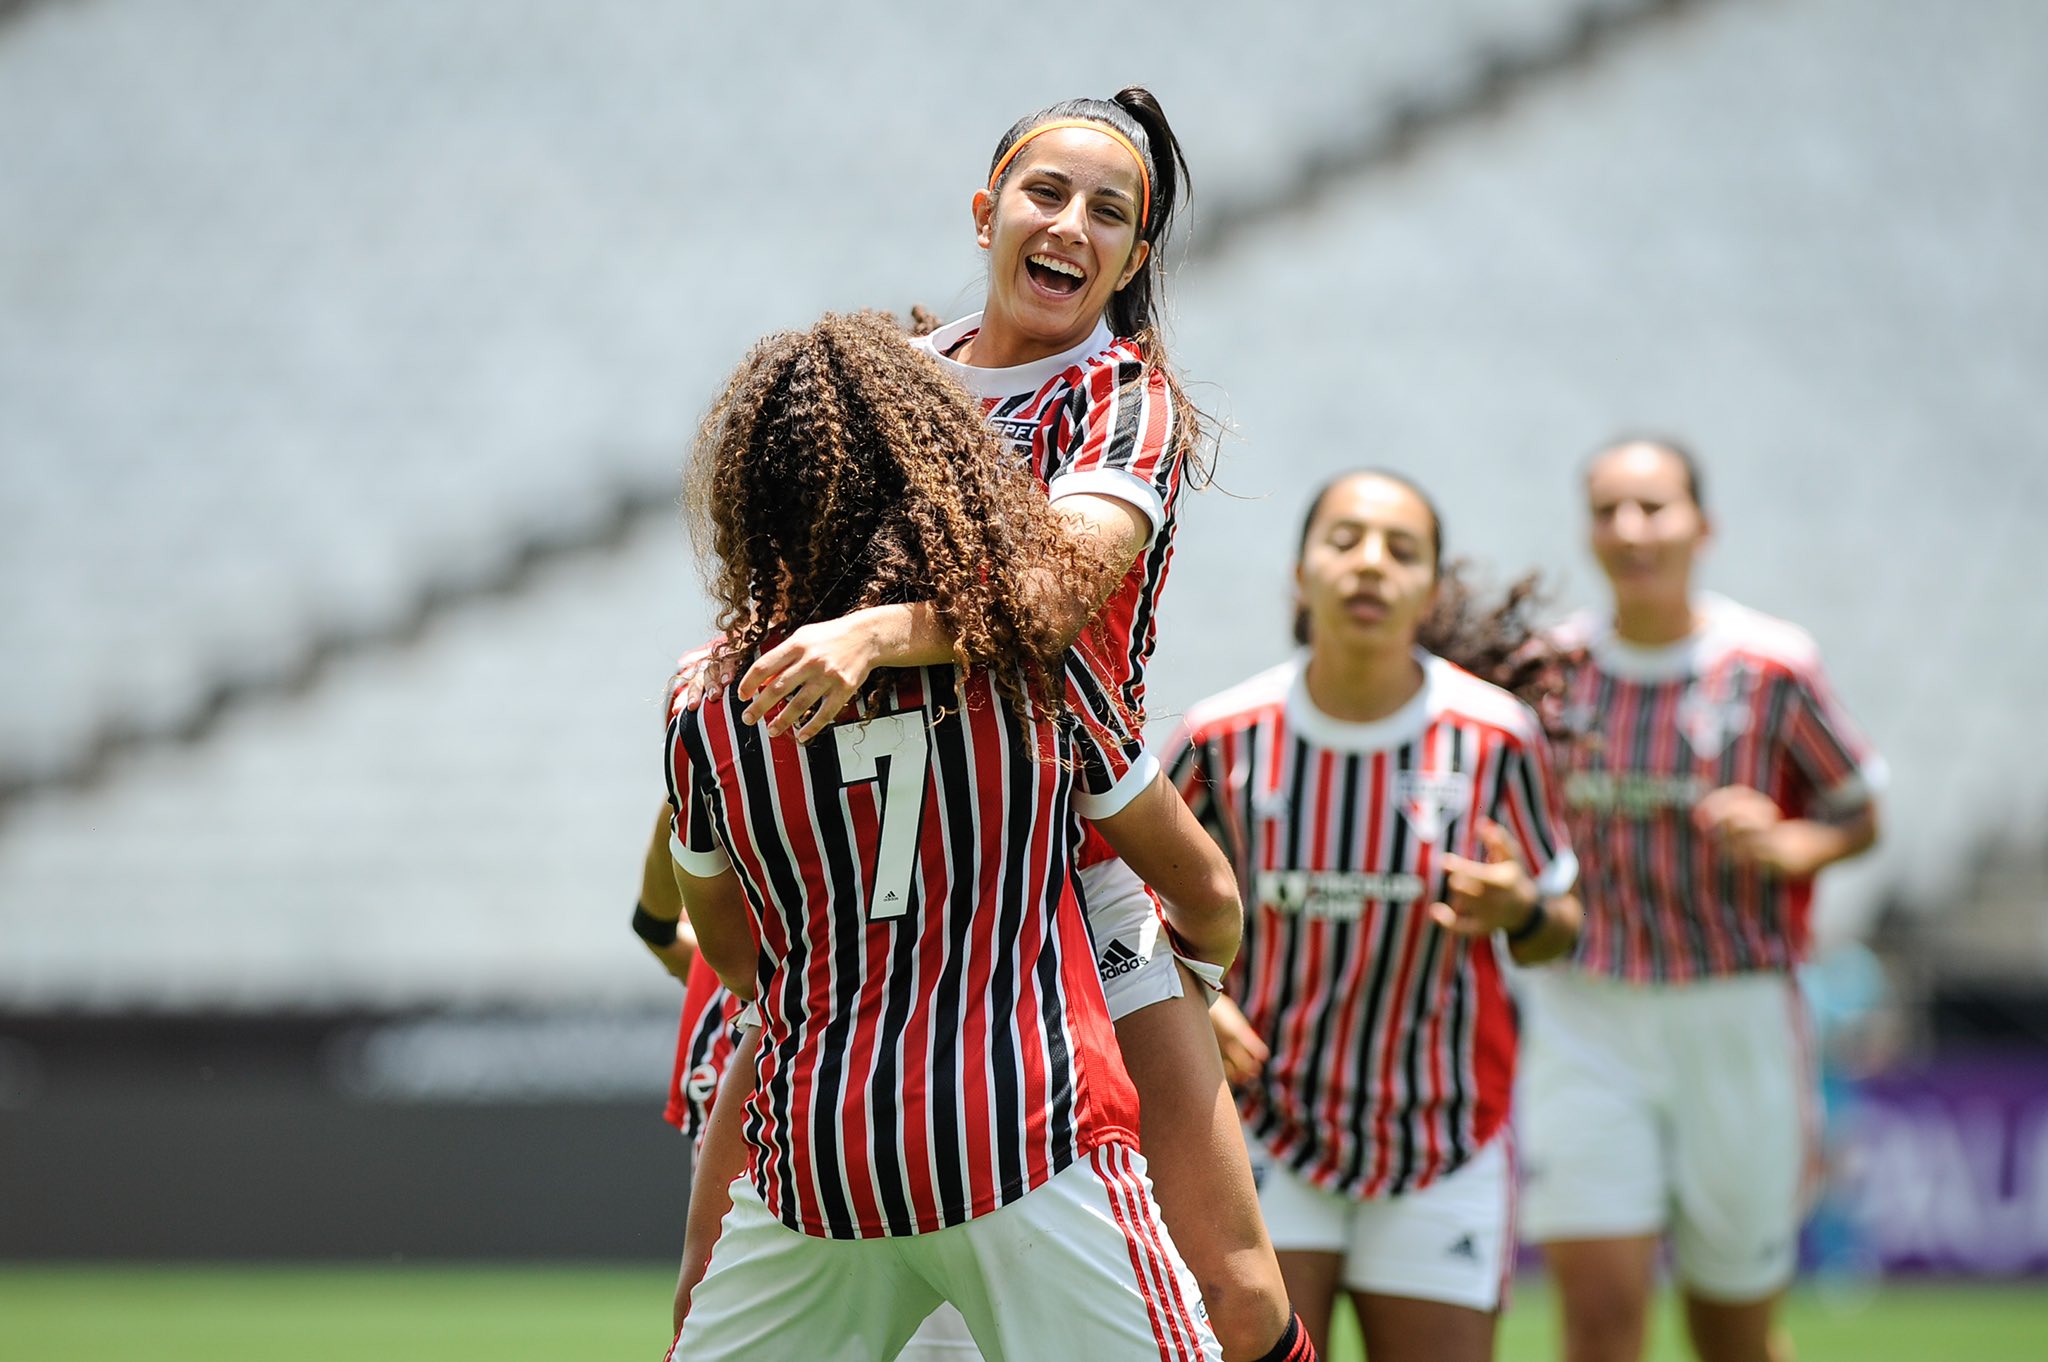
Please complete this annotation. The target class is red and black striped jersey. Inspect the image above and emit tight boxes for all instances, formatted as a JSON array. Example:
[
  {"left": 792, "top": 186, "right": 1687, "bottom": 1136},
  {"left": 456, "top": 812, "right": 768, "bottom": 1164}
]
[
  {"left": 917, "top": 313, "right": 1185, "bottom": 870},
  {"left": 666, "top": 659, "right": 1153, "bottom": 1240},
  {"left": 1553, "top": 595, "right": 1884, "bottom": 984},
  {"left": 1165, "top": 653, "right": 1577, "bottom": 1200},
  {"left": 916, "top": 313, "right": 1183, "bottom": 724},
  {"left": 662, "top": 952, "right": 739, "bottom": 1149}
]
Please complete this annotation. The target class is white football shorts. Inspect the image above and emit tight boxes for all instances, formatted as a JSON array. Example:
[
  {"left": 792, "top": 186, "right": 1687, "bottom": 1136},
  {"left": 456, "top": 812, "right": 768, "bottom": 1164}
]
[
  {"left": 1516, "top": 968, "right": 1818, "bottom": 1302},
  {"left": 1080, "top": 857, "right": 1185, "bottom": 1022},
  {"left": 1249, "top": 1134, "right": 1513, "bottom": 1311},
  {"left": 673, "top": 1142, "right": 1221, "bottom": 1361}
]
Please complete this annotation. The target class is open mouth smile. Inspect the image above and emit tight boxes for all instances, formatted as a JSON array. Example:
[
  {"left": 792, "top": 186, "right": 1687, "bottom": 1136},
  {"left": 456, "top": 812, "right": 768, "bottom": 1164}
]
[{"left": 1025, "top": 252, "right": 1087, "bottom": 297}]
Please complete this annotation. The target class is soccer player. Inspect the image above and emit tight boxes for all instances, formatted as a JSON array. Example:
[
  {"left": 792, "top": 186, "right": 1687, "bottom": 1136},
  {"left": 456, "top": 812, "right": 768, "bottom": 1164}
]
[
  {"left": 727, "top": 88, "right": 1309, "bottom": 1362},
  {"left": 1165, "top": 470, "right": 1583, "bottom": 1362},
  {"left": 665, "top": 311, "right": 1236, "bottom": 1361},
  {"left": 1518, "top": 438, "right": 1885, "bottom": 1362}
]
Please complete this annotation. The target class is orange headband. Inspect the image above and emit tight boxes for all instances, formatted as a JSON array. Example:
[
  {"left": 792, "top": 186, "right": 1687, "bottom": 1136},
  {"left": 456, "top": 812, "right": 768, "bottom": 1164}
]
[{"left": 987, "top": 118, "right": 1152, "bottom": 231}]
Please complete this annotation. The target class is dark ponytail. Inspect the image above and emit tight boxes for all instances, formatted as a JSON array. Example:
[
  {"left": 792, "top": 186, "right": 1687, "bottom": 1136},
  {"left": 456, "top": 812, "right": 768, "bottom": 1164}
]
[
  {"left": 986, "top": 87, "right": 1208, "bottom": 483},
  {"left": 1291, "top": 469, "right": 1570, "bottom": 737}
]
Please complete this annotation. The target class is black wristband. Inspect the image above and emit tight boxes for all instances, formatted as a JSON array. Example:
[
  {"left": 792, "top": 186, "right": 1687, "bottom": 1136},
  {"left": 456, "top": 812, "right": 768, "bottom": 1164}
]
[
  {"left": 1505, "top": 896, "right": 1548, "bottom": 945},
  {"left": 631, "top": 902, "right": 680, "bottom": 948}
]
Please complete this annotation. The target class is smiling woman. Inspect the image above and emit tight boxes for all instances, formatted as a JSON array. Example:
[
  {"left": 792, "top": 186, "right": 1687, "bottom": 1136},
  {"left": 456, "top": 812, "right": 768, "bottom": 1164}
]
[{"left": 655, "top": 90, "right": 1327, "bottom": 1362}]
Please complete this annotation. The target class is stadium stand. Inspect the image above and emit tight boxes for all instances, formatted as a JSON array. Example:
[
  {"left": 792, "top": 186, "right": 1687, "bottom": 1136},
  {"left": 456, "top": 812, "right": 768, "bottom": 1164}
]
[
  {"left": 2, "top": 0, "right": 1634, "bottom": 1008},
  {"left": 1, "top": 0, "right": 2042, "bottom": 1022}
]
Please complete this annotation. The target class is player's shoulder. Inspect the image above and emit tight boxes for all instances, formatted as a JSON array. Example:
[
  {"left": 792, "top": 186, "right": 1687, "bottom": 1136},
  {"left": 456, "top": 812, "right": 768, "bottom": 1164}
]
[
  {"left": 1425, "top": 654, "right": 1545, "bottom": 745},
  {"left": 1703, "top": 595, "right": 1824, "bottom": 676},
  {"left": 1182, "top": 657, "right": 1296, "bottom": 739}
]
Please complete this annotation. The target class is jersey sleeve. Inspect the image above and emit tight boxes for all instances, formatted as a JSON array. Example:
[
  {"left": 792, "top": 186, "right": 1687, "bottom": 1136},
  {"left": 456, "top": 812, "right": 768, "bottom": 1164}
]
[
  {"left": 1491, "top": 728, "right": 1579, "bottom": 900},
  {"left": 1062, "top": 655, "right": 1158, "bottom": 819},
  {"left": 665, "top": 711, "right": 732, "bottom": 878},
  {"left": 1045, "top": 355, "right": 1181, "bottom": 546},
  {"left": 1775, "top": 657, "right": 1886, "bottom": 814}
]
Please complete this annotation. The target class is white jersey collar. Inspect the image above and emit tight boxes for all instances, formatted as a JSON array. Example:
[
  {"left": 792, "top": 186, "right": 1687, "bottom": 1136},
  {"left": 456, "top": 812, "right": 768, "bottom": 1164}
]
[
  {"left": 1284, "top": 649, "right": 1444, "bottom": 752},
  {"left": 1587, "top": 593, "right": 1734, "bottom": 681},
  {"left": 916, "top": 311, "right": 1115, "bottom": 400}
]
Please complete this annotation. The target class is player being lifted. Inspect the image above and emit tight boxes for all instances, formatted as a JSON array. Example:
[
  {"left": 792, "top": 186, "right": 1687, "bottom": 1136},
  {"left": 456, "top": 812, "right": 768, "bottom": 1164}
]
[
  {"left": 662, "top": 89, "right": 1312, "bottom": 1362},
  {"left": 664, "top": 311, "right": 1243, "bottom": 1360},
  {"left": 1517, "top": 438, "right": 1883, "bottom": 1362},
  {"left": 1170, "top": 470, "right": 1583, "bottom": 1362}
]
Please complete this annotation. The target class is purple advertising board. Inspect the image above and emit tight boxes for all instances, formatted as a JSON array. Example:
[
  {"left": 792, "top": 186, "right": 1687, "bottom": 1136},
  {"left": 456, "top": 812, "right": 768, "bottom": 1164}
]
[{"left": 1828, "top": 1056, "right": 2048, "bottom": 1277}]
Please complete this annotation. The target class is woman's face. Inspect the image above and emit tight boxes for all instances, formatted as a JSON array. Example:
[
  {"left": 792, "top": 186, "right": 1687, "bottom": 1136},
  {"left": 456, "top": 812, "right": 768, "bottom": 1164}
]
[
  {"left": 1585, "top": 443, "right": 1708, "bottom": 600},
  {"left": 972, "top": 126, "right": 1150, "bottom": 361},
  {"left": 1296, "top": 474, "right": 1440, "bottom": 653}
]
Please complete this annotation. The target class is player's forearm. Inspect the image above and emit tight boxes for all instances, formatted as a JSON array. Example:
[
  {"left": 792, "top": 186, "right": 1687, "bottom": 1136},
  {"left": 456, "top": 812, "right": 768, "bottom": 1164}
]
[
  {"left": 1093, "top": 775, "right": 1244, "bottom": 969},
  {"left": 1508, "top": 893, "right": 1582, "bottom": 966},
  {"left": 1773, "top": 806, "right": 1879, "bottom": 878},
  {"left": 638, "top": 805, "right": 697, "bottom": 978},
  {"left": 840, "top": 601, "right": 958, "bottom": 670}
]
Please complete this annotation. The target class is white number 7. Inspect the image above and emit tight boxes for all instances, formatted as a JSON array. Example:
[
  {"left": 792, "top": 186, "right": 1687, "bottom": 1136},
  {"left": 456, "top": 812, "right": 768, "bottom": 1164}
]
[{"left": 832, "top": 712, "right": 932, "bottom": 921}]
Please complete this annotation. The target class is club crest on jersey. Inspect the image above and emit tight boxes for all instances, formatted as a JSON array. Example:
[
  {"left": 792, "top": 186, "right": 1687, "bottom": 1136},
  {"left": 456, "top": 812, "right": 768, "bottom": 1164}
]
[
  {"left": 1678, "top": 686, "right": 1751, "bottom": 760},
  {"left": 684, "top": 1061, "right": 720, "bottom": 1110},
  {"left": 1396, "top": 770, "right": 1472, "bottom": 845}
]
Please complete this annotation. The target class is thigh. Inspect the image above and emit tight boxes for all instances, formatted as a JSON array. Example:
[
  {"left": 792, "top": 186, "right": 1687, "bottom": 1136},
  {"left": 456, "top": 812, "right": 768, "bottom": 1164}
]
[
  {"left": 922, "top": 1145, "right": 1221, "bottom": 1362},
  {"left": 1079, "top": 858, "right": 1184, "bottom": 1021},
  {"left": 1274, "top": 1250, "right": 1345, "bottom": 1361},
  {"left": 671, "top": 1180, "right": 939, "bottom": 1362},
  {"left": 1114, "top": 983, "right": 1290, "bottom": 1358},
  {"left": 1340, "top": 1137, "right": 1514, "bottom": 1314},
  {"left": 1351, "top": 1289, "right": 1497, "bottom": 1362},
  {"left": 1668, "top": 976, "right": 1811, "bottom": 1303},
  {"left": 1518, "top": 973, "right": 1667, "bottom": 1244}
]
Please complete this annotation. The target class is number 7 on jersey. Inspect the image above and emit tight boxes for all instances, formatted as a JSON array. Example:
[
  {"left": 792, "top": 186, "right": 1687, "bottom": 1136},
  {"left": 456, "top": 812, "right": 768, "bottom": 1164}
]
[{"left": 832, "top": 712, "right": 932, "bottom": 921}]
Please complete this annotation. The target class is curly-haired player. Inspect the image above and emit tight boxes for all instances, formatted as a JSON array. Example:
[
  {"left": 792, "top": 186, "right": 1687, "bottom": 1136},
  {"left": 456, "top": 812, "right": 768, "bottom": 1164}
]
[
  {"left": 706, "top": 88, "right": 1310, "bottom": 1362},
  {"left": 663, "top": 312, "right": 1243, "bottom": 1362}
]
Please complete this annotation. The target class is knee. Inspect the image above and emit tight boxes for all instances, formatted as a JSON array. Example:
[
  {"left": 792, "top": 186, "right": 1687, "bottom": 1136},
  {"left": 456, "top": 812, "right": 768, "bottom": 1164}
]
[
  {"left": 1560, "top": 1281, "right": 1649, "bottom": 1360},
  {"left": 1195, "top": 1258, "right": 1292, "bottom": 1359}
]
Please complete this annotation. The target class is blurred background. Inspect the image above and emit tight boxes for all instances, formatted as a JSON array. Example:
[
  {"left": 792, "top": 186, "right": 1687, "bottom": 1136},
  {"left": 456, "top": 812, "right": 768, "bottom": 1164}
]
[{"left": 3, "top": 0, "right": 2045, "bottom": 1330}]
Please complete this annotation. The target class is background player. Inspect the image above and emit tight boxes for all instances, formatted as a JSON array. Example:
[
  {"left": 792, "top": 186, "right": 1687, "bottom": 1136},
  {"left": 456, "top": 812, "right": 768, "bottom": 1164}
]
[
  {"left": 666, "top": 311, "right": 1237, "bottom": 1360},
  {"left": 724, "top": 89, "right": 1307, "bottom": 1362},
  {"left": 1518, "top": 437, "right": 1885, "bottom": 1362},
  {"left": 1169, "top": 470, "right": 1582, "bottom": 1362}
]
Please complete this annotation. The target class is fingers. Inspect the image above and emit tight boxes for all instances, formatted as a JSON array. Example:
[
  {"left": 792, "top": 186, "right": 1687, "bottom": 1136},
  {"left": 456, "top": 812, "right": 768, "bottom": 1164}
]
[
  {"left": 1479, "top": 818, "right": 1526, "bottom": 868},
  {"left": 1428, "top": 900, "right": 1489, "bottom": 937}
]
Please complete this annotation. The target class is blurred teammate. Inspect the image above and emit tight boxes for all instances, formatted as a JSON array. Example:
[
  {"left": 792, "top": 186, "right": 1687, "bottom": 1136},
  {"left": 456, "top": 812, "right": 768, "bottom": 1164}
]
[
  {"left": 1519, "top": 438, "right": 1884, "bottom": 1362},
  {"left": 678, "top": 89, "right": 1310, "bottom": 1362},
  {"left": 665, "top": 312, "right": 1238, "bottom": 1360},
  {"left": 1167, "top": 471, "right": 1582, "bottom": 1362}
]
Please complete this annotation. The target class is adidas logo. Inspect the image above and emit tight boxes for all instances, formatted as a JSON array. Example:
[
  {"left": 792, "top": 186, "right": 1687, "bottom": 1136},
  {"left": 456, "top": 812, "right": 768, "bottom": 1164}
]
[
  {"left": 1446, "top": 1233, "right": 1479, "bottom": 1262},
  {"left": 1097, "top": 940, "right": 1146, "bottom": 981}
]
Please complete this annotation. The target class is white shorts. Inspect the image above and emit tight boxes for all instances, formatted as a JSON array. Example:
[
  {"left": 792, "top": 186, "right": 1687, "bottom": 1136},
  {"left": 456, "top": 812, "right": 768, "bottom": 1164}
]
[
  {"left": 1516, "top": 969, "right": 1818, "bottom": 1302},
  {"left": 674, "top": 1142, "right": 1220, "bottom": 1362},
  {"left": 1249, "top": 1135, "right": 1513, "bottom": 1312},
  {"left": 1080, "top": 857, "right": 1184, "bottom": 1022}
]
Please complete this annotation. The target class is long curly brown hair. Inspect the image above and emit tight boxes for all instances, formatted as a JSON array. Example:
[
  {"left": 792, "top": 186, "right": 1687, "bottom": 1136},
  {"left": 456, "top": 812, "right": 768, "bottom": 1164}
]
[{"left": 684, "top": 310, "right": 1112, "bottom": 716}]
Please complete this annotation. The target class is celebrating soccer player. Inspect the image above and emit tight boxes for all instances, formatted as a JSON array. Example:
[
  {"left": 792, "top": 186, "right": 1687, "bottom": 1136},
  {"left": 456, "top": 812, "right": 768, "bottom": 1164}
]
[
  {"left": 668, "top": 89, "right": 1311, "bottom": 1362},
  {"left": 1167, "top": 470, "right": 1583, "bottom": 1362},
  {"left": 1517, "top": 438, "right": 1884, "bottom": 1362},
  {"left": 662, "top": 311, "right": 1240, "bottom": 1360}
]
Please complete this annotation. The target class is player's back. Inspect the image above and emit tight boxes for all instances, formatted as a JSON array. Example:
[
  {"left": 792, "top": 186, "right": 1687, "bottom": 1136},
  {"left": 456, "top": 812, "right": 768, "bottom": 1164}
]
[{"left": 666, "top": 661, "right": 1142, "bottom": 1241}]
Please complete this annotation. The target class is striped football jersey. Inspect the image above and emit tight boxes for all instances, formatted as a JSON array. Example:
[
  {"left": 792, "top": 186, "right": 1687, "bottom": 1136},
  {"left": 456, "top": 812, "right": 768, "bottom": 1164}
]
[
  {"left": 666, "top": 659, "right": 1153, "bottom": 1240},
  {"left": 1553, "top": 594, "right": 1884, "bottom": 983},
  {"left": 662, "top": 952, "right": 738, "bottom": 1149},
  {"left": 917, "top": 312, "right": 1184, "bottom": 869},
  {"left": 1166, "top": 653, "right": 1577, "bottom": 1199}
]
